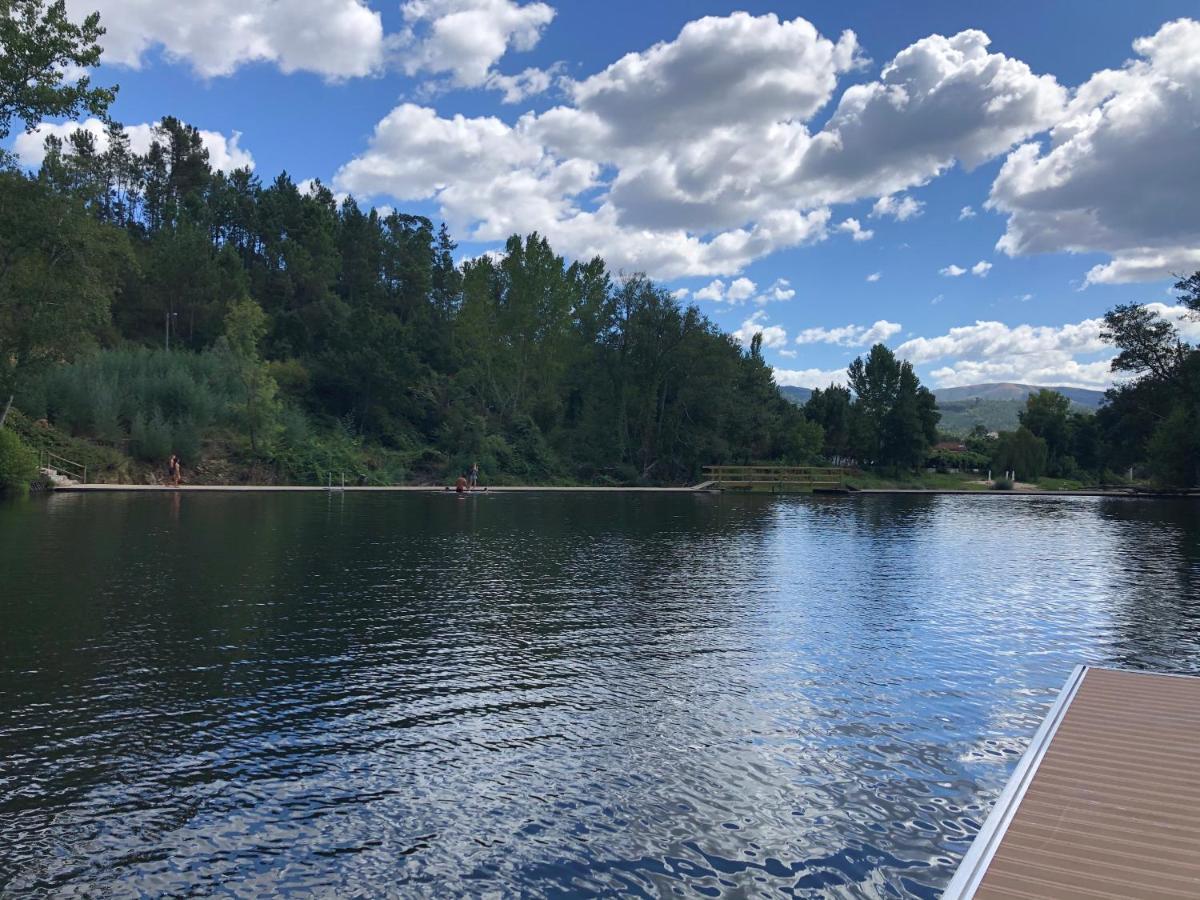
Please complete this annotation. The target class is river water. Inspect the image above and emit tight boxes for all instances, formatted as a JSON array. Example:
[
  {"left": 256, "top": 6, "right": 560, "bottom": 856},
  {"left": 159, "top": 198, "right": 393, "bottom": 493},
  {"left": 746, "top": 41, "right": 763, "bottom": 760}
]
[{"left": 1, "top": 492, "right": 1198, "bottom": 897}]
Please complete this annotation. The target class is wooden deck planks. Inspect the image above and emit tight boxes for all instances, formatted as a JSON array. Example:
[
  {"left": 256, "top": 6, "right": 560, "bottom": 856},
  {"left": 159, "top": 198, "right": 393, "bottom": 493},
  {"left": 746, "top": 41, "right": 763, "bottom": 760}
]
[{"left": 945, "top": 666, "right": 1200, "bottom": 899}]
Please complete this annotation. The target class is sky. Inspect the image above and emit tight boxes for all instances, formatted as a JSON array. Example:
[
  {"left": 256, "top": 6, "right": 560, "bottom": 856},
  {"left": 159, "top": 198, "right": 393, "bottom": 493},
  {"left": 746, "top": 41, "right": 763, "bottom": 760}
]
[{"left": 11, "top": 0, "right": 1200, "bottom": 391}]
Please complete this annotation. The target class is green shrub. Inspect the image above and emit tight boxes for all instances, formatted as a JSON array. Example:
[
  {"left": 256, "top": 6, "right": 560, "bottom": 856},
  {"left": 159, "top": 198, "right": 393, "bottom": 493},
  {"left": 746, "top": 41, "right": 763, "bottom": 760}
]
[
  {"left": 32, "top": 347, "right": 241, "bottom": 461},
  {"left": 992, "top": 477, "right": 1013, "bottom": 490},
  {"left": 0, "top": 429, "right": 39, "bottom": 493},
  {"left": 130, "top": 412, "right": 173, "bottom": 462}
]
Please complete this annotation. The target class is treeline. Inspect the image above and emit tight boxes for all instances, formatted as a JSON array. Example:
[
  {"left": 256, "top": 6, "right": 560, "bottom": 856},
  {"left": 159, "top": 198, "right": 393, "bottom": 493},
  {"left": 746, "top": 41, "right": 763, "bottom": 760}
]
[
  {"left": 2, "top": 117, "right": 822, "bottom": 484},
  {"left": 798, "top": 276, "right": 1200, "bottom": 488},
  {"left": 1, "top": 1, "right": 1196, "bottom": 489}
]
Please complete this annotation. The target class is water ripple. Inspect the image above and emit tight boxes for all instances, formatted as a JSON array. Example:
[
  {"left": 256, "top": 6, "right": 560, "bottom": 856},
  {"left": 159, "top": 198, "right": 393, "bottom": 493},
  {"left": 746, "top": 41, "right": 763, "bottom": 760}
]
[{"left": 1, "top": 492, "right": 1198, "bottom": 897}]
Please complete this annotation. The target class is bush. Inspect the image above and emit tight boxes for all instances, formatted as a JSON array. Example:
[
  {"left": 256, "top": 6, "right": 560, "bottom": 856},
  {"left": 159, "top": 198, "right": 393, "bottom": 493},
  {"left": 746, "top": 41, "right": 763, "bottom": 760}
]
[
  {"left": 992, "top": 477, "right": 1013, "bottom": 490},
  {"left": 32, "top": 347, "right": 241, "bottom": 460},
  {"left": 130, "top": 412, "right": 173, "bottom": 462},
  {"left": 0, "top": 429, "right": 39, "bottom": 493}
]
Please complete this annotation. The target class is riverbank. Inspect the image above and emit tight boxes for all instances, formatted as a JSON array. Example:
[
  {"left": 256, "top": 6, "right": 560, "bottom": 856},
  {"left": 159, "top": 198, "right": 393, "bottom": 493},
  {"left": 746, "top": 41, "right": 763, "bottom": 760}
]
[{"left": 48, "top": 482, "right": 1191, "bottom": 497}]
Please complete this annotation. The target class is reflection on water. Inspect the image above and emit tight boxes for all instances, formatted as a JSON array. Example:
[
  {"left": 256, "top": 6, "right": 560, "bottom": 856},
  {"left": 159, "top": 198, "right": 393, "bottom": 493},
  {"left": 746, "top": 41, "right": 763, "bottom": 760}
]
[{"left": 1, "top": 492, "right": 1198, "bottom": 897}]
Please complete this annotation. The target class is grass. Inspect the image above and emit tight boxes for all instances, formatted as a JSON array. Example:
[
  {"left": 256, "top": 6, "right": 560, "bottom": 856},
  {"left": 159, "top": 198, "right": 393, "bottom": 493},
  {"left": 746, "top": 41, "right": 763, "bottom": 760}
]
[{"left": 843, "top": 470, "right": 992, "bottom": 491}]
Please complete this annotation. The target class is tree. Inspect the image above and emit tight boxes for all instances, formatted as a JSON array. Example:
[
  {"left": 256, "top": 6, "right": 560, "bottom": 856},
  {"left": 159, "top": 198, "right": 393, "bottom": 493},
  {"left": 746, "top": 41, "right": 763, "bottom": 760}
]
[
  {"left": 993, "top": 426, "right": 1048, "bottom": 481},
  {"left": 0, "top": 170, "right": 130, "bottom": 426},
  {"left": 218, "top": 298, "right": 281, "bottom": 454},
  {"left": 846, "top": 344, "right": 938, "bottom": 469},
  {"left": 804, "top": 385, "right": 854, "bottom": 460},
  {"left": 1019, "top": 389, "right": 1072, "bottom": 473},
  {"left": 1096, "top": 273, "right": 1200, "bottom": 486},
  {"left": 847, "top": 344, "right": 900, "bottom": 462},
  {"left": 0, "top": 1, "right": 116, "bottom": 145}
]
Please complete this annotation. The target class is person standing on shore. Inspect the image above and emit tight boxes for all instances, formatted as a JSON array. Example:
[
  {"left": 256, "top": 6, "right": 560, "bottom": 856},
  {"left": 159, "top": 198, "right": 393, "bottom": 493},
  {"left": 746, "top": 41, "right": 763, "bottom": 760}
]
[
  {"left": 469, "top": 462, "right": 479, "bottom": 489},
  {"left": 167, "top": 454, "right": 182, "bottom": 487}
]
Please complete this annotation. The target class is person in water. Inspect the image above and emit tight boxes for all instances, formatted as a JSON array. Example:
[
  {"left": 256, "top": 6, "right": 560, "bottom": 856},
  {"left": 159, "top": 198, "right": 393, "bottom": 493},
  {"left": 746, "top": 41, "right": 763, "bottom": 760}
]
[
  {"left": 167, "top": 454, "right": 182, "bottom": 487},
  {"left": 469, "top": 462, "right": 479, "bottom": 489},
  {"left": 455, "top": 473, "right": 468, "bottom": 494}
]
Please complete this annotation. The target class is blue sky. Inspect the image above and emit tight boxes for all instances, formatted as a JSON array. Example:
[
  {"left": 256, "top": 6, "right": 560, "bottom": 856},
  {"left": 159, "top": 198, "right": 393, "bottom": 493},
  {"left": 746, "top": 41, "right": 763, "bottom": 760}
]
[{"left": 13, "top": 0, "right": 1200, "bottom": 390}]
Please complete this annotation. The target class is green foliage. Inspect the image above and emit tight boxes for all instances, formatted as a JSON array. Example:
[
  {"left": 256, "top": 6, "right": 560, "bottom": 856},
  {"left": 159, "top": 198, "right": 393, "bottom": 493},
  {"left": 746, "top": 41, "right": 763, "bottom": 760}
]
[
  {"left": 0, "top": 427, "right": 38, "bottom": 492},
  {"left": 28, "top": 347, "right": 237, "bottom": 461},
  {"left": 1146, "top": 406, "right": 1200, "bottom": 488},
  {"left": 1094, "top": 275, "right": 1200, "bottom": 487},
  {"left": 0, "top": 170, "right": 131, "bottom": 404},
  {"left": 0, "top": 1, "right": 116, "bottom": 145},
  {"left": 842, "top": 344, "right": 939, "bottom": 470},
  {"left": 992, "top": 426, "right": 1048, "bottom": 481},
  {"left": 216, "top": 297, "right": 282, "bottom": 454},
  {"left": 991, "top": 478, "right": 1013, "bottom": 491},
  {"left": 9, "top": 100, "right": 1195, "bottom": 488}
]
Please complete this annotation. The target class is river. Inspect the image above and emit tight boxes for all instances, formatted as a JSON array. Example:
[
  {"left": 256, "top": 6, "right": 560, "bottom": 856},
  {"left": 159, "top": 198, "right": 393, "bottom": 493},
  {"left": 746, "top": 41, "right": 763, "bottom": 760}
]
[{"left": 1, "top": 492, "right": 1198, "bottom": 897}]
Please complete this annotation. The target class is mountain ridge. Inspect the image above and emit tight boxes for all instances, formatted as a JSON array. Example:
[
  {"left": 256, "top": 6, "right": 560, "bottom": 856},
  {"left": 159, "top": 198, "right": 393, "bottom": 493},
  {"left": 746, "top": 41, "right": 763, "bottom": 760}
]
[{"left": 931, "top": 382, "right": 1105, "bottom": 408}]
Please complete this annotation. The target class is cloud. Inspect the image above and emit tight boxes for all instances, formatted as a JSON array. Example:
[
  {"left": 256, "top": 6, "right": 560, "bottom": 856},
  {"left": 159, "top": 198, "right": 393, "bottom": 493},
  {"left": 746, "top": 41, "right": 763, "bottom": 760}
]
[
  {"left": 989, "top": 18, "right": 1200, "bottom": 284},
  {"left": 399, "top": 0, "right": 556, "bottom": 94},
  {"left": 870, "top": 194, "right": 923, "bottom": 221},
  {"left": 671, "top": 287, "right": 690, "bottom": 300},
  {"left": 959, "top": 205, "right": 976, "bottom": 219},
  {"left": 731, "top": 310, "right": 788, "bottom": 349},
  {"left": 773, "top": 366, "right": 849, "bottom": 388},
  {"left": 13, "top": 117, "right": 254, "bottom": 172},
  {"left": 802, "top": 29, "right": 1065, "bottom": 203},
  {"left": 693, "top": 280, "right": 726, "bottom": 302},
  {"left": 866, "top": 271, "right": 881, "bottom": 282},
  {"left": 835, "top": 217, "right": 874, "bottom": 241},
  {"left": 795, "top": 319, "right": 902, "bottom": 346},
  {"left": 336, "top": 15, "right": 1071, "bottom": 279},
  {"left": 66, "top": 0, "right": 385, "bottom": 78},
  {"left": 757, "top": 278, "right": 796, "bottom": 303},
  {"left": 971, "top": 260, "right": 993, "bottom": 276},
  {"left": 726, "top": 277, "right": 757, "bottom": 302},
  {"left": 884, "top": 309, "right": 1200, "bottom": 389},
  {"left": 940, "top": 264, "right": 967, "bottom": 277},
  {"left": 485, "top": 64, "right": 563, "bottom": 103}
]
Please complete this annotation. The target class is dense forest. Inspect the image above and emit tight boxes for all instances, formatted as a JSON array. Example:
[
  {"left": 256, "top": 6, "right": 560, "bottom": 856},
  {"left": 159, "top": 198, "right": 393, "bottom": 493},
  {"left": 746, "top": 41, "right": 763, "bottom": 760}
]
[{"left": 1, "top": 1, "right": 1197, "bottom": 491}]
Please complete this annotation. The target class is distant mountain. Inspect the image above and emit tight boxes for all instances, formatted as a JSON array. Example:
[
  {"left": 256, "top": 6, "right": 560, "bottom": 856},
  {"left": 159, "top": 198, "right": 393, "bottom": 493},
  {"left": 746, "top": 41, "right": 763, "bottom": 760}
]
[
  {"left": 932, "top": 382, "right": 1106, "bottom": 409},
  {"left": 779, "top": 385, "right": 812, "bottom": 405},
  {"left": 780, "top": 381, "right": 1106, "bottom": 435}
]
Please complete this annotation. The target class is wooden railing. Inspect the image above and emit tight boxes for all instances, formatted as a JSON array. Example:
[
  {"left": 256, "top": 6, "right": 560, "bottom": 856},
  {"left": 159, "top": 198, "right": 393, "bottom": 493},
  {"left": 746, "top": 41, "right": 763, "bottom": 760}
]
[{"left": 702, "top": 465, "right": 849, "bottom": 492}]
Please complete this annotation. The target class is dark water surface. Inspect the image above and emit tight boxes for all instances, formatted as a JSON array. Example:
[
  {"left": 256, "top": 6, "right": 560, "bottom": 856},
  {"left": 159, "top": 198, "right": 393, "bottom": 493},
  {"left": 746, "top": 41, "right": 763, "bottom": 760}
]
[{"left": 2, "top": 492, "right": 1199, "bottom": 897}]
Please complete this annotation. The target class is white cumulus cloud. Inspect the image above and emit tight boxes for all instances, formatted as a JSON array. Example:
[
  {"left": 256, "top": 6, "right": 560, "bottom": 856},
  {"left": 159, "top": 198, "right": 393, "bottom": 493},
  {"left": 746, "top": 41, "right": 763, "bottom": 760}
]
[
  {"left": 989, "top": 18, "right": 1200, "bottom": 285},
  {"left": 836, "top": 217, "right": 874, "bottom": 241},
  {"left": 959, "top": 205, "right": 976, "bottom": 219},
  {"left": 732, "top": 310, "right": 789, "bottom": 349},
  {"left": 971, "top": 260, "right": 993, "bottom": 276},
  {"left": 333, "top": 14, "right": 1076, "bottom": 279},
  {"left": 66, "top": 0, "right": 386, "bottom": 78},
  {"left": 13, "top": 117, "right": 254, "bottom": 172},
  {"left": 940, "top": 264, "right": 967, "bottom": 277},
  {"left": 399, "top": 0, "right": 557, "bottom": 97},
  {"left": 773, "top": 366, "right": 849, "bottom": 388},
  {"left": 795, "top": 319, "right": 902, "bottom": 346},
  {"left": 870, "top": 194, "right": 923, "bottom": 221},
  {"left": 866, "top": 271, "right": 882, "bottom": 282}
]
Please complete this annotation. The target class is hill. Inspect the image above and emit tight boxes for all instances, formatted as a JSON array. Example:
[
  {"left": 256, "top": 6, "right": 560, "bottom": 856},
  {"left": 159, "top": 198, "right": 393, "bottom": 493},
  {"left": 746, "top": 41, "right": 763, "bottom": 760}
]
[
  {"left": 780, "top": 381, "right": 1105, "bottom": 436},
  {"left": 932, "top": 382, "right": 1106, "bottom": 409},
  {"left": 779, "top": 385, "right": 813, "bottom": 405}
]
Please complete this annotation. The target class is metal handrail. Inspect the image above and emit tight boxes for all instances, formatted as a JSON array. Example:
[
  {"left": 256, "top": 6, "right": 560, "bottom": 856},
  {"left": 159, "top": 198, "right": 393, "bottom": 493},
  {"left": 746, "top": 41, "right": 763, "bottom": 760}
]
[{"left": 41, "top": 450, "right": 87, "bottom": 484}]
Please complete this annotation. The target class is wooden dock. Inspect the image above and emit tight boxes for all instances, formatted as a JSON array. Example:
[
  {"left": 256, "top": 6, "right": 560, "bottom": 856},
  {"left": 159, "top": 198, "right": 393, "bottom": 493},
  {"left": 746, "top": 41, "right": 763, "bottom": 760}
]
[
  {"left": 944, "top": 665, "right": 1200, "bottom": 899},
  {"left": 702, "top": 465, "right": 849, "bottom": 493}
]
